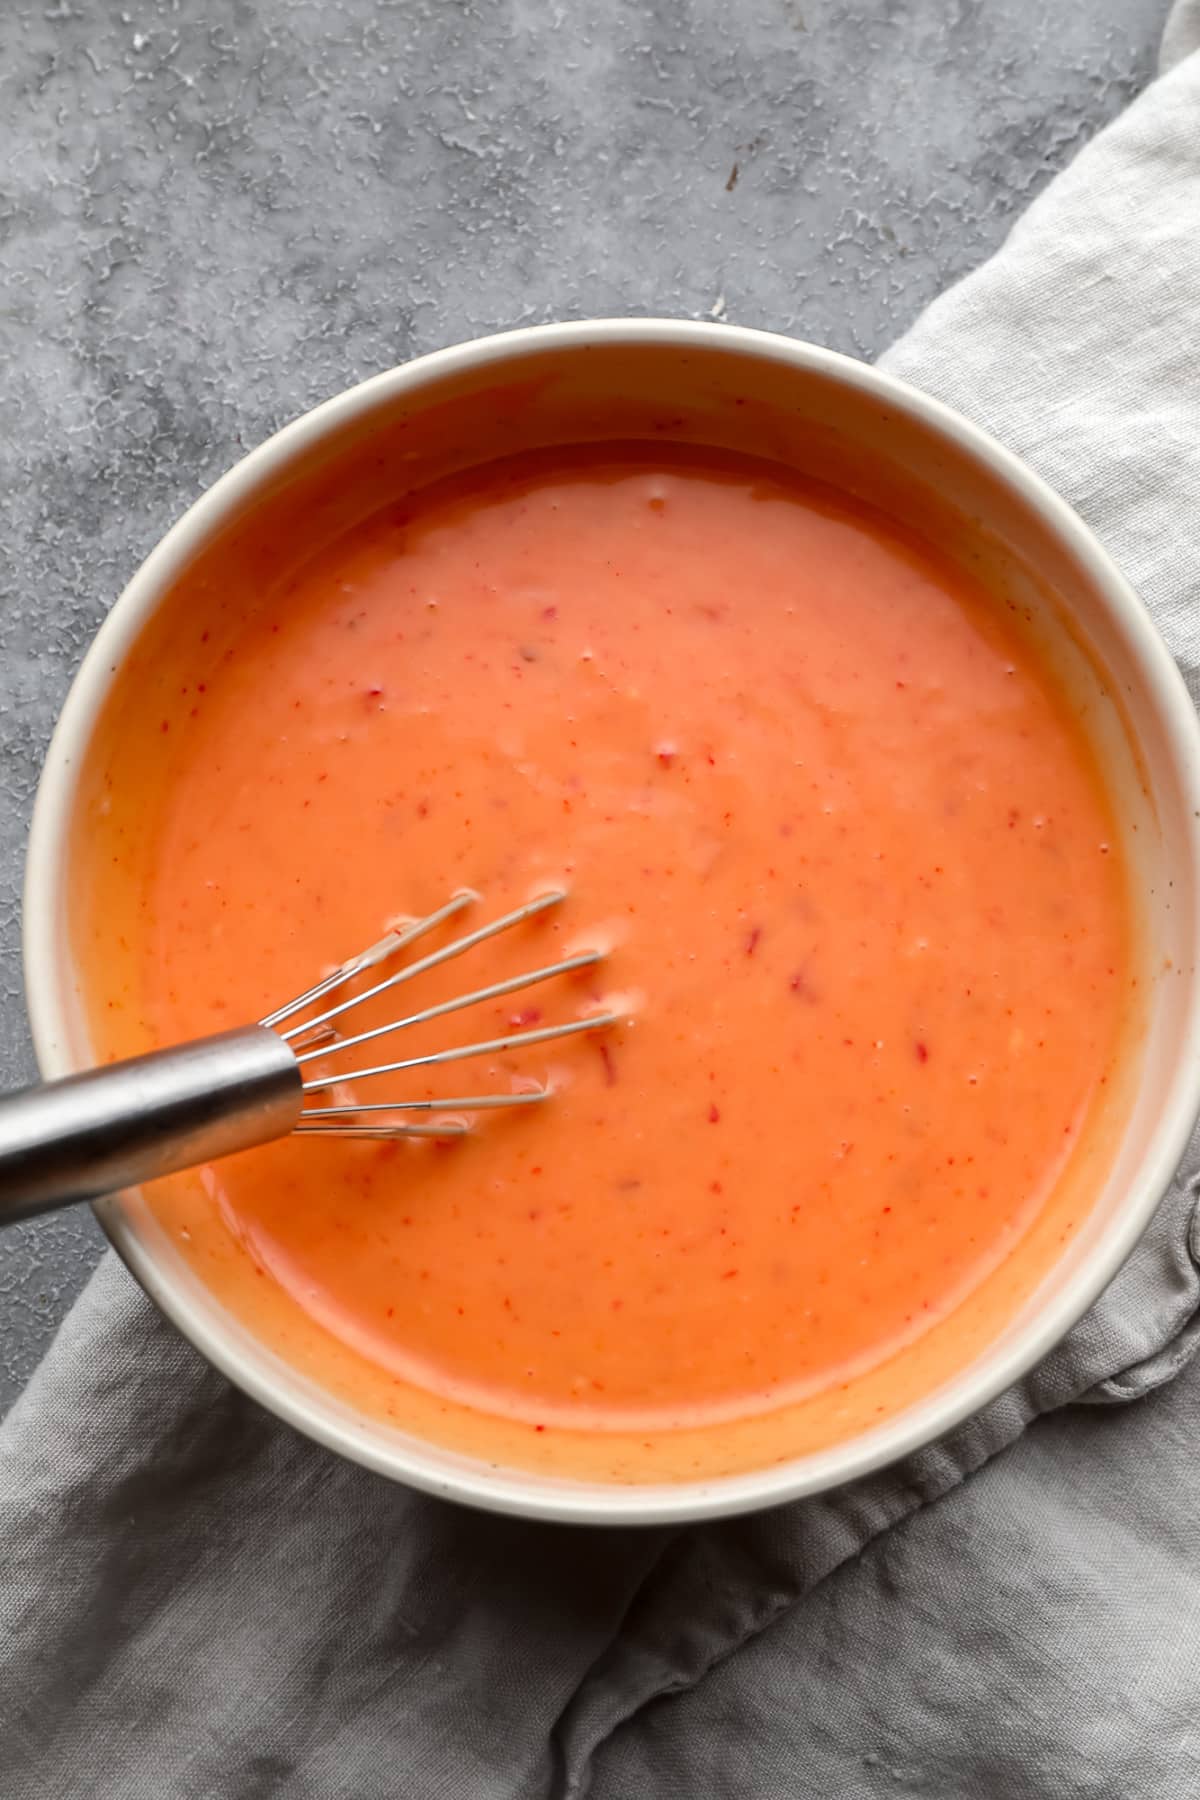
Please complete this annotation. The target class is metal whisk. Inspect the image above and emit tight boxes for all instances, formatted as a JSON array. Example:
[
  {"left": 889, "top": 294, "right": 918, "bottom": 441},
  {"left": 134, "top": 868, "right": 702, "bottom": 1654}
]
[{"left": 0, "top": 890, "right": 616, "bottom": 1226}]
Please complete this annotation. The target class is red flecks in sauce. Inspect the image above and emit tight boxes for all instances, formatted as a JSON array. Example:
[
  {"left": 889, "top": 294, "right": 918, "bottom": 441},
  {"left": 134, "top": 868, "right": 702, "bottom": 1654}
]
[{"left": 789, "top": 969, "right": 818, "bottom": 1002}]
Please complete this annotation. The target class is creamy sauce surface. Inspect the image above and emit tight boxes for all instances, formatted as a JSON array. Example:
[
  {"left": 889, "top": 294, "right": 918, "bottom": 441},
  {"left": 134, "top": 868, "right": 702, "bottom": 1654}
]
[{"left": 76, "top": 448, "right": 1131, "bottom": 1475}]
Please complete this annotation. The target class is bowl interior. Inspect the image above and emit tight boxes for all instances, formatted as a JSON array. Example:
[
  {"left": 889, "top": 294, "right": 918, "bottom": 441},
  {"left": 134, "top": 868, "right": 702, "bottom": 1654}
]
[{"left": 26, "top": 324, "right": 1200, "bottom": 1522}]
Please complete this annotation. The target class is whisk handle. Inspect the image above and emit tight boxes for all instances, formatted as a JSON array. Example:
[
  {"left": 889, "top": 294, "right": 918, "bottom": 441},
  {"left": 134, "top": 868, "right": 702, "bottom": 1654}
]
[{"left": 0, "top": 1026, "right": 303, "bottom": 1225}]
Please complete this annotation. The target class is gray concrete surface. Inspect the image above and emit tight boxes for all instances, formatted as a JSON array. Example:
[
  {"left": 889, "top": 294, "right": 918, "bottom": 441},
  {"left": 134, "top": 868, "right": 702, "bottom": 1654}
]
[{"left": 0, "top": 0, "right": 1168, "bottom": 1411}]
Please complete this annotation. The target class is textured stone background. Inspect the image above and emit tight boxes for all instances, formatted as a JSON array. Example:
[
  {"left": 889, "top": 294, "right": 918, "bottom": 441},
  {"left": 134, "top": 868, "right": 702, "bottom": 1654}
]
[{"left": 0, "top": 0, "right": 1168, "bottom": 1409}]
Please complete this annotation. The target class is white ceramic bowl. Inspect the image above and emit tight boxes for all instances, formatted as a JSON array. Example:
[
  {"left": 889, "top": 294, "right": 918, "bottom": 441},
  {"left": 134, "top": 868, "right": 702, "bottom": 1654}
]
[{"left": 24, "top": 321, "right": 1200, "bottom": 1523}]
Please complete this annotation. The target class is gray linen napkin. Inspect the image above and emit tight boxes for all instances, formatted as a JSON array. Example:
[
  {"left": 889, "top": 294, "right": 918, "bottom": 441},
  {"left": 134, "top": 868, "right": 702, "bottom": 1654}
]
[
  {"left": 1162, "top": 0, "right": 1200, "bottom": 70},
  {"left": 6, "top": 28, "right": 1200, "bottom": 1800}
]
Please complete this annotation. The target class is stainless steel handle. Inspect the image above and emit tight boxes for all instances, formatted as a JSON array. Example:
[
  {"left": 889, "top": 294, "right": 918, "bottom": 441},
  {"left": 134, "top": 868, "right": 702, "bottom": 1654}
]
[{"left": 0, "top": 1025, "right": 303, "bottom": 1224}]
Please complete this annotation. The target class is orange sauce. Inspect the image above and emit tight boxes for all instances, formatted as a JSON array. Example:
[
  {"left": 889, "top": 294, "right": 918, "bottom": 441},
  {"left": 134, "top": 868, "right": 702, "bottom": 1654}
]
[{"left": 74, "top": 447, "right": 1132, "bottom": 1480}]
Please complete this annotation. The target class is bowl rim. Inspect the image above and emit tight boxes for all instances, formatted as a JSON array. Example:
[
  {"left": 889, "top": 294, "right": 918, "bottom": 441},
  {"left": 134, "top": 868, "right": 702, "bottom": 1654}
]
[{"left": 23, "top": 317, "right": 1200, "bottom": 1524}]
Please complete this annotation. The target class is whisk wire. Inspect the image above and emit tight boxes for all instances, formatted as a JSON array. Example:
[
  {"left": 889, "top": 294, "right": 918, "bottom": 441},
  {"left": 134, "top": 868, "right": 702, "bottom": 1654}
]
[
  {"left": 295, "top": 1121, "right": 471, "bottom": 1140},
  {"left": 301, "top": 1012, "right": 618, "bottom": 1096},
  {"left": 301, "top": 1092, "right": 548, "bottom": 1117},
  {"left": 261, "top": 891, "right": 476, "bottom": 1030},
  {"left": 293, "top": 950, "right": 602, "bottom": 1065},
  {"left": 279, "top": 890, "right": 566, "bottom": 1042},
  {"left": 273, "top": 890, "right": 617, "bottom": 1139}
]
